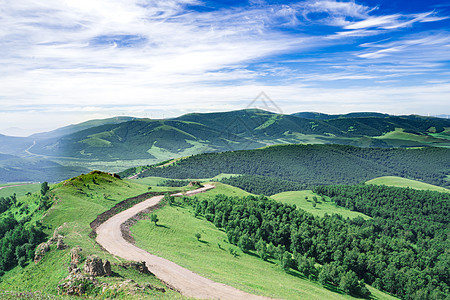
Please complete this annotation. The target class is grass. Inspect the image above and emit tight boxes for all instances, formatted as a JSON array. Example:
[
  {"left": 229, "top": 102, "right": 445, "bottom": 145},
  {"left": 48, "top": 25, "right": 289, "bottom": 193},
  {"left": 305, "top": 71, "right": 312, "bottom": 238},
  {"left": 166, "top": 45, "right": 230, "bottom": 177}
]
[
  {"left": 193, "top": 182, "right": 251, "bottom": 200},
  {"left": 375, "top": 128, "right": 450, "bottom": 145},
  {"left": 366, "top": 176, "right": 449, "bottom": 193},
  {"left": 0, "top": 183, "right": 41, "bottom": 198},
  {"left": 132, "top": 174, "right": 241, "bottom": 186},
  {"left": 271, "top": 190, "right": 371, "bottom": 220},
  {"left": 131, "top": 203, "right": 396, "bottom": 300},
  {"left": 0, "top": 171, "right": 186, "bottom": 299}
]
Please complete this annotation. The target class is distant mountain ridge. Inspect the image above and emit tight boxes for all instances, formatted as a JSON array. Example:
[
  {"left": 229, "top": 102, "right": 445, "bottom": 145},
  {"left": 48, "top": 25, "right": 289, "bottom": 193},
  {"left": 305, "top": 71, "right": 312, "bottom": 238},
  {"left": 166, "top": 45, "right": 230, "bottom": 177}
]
[
  {"left": 28, "top": 109, "right": 450, "bottom": 161},
  {"left": 1, "top": 109, "right": 450, "bottom": 183}
]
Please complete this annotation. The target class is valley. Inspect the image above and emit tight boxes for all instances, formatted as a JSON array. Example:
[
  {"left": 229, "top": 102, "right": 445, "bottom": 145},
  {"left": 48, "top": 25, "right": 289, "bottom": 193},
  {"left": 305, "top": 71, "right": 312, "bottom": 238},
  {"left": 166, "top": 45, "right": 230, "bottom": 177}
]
[{"left": 0, "top": 111, "right": 449, "bottom": 300}]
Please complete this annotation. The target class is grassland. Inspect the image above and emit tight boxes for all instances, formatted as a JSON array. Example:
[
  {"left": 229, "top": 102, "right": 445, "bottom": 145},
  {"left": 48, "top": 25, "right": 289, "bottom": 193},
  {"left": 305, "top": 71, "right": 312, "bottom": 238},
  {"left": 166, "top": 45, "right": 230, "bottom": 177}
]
[
  {"left": 374, "top": 128, "right": 450, "bottom": 146},
  {"left": 133, "top": 174, "right": 241, "bottom": 187},
  {"left": 194, "top": 182, "right": 251, "bottom": 200},
  {"left": 271, "top": 190, "right": 371, "bottom": 219},
  {"left": 131, "top": 186, "right": 396, "bottom": 300},
  {"left": 366, "top": 176, "right": 450, "bottom": 193},
  {"left": 0, "top": 183, "right": 41, "bottom": 198},
  {"left": 0, "top": 172, "right": 186, "bottom": 299}
]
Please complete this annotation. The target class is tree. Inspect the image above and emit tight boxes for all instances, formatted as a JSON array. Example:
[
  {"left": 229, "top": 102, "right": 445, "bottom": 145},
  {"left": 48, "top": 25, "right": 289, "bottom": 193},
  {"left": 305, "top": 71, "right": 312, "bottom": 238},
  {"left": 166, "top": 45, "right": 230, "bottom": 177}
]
[
  {"left": 340, "top": 270, "right": 359, "bottom": 295},
  {"left": 281, "top": 251, "right": 293, "bottom": 271},
  {"left": 255, "top": 238, "right": 268, "bottom": 261},
  {"left": 195, "top": 233, "right": 201, "bottom": 241},
  {"left": 150, "top": 214, "right": 159, "bottom": 225},
  {"left": 237, "top": 233, "right": 253, "bottom": 253},
  {"left": 40, "top": 182, "right": 49, "bottom": 196},
  {"left": 318, "top": 266, "right": 330, "bottom": 286},
  {"left": 296, "top": 253, "right": 317, "bottom": 278}
]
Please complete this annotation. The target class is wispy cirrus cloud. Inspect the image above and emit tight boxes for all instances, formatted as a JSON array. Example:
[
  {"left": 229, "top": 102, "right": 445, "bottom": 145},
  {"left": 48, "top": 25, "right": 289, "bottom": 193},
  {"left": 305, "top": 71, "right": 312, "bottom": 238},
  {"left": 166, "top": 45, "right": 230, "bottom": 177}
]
[
  {"left": 345, "top": 11, "right": 448, "bottom": 30},
  {"left": 0, "top": 0, "right": 449, "bottom": 135}
]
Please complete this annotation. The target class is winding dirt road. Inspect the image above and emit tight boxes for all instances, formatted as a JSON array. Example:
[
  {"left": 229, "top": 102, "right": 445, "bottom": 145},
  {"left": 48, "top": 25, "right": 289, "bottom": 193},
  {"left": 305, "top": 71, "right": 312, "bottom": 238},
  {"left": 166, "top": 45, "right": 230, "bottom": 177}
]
[{"left": 96, "top": 184, "right": 270, "bottom": 300}]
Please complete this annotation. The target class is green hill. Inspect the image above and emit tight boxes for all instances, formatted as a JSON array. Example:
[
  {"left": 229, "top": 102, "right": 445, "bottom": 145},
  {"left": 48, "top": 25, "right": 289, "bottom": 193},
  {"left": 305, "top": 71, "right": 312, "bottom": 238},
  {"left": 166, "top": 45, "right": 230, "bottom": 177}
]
[
  {"left": 130, "top": 144, "right": 450, "bottom": 189},
  {"left": 31, "top": 118, "right": 262, "bottom": 160},
  {"left": 0, "top": 171, "right": 185, "bottom": 299},
  {"left": 28, "top": 109, "right": 450, "bottom": 162},
  {"left": 2, "top": 110, "right": 450, "bottom": 183},
  {"left": 366, "top": 176, "right": 450, "bottom": 192}
]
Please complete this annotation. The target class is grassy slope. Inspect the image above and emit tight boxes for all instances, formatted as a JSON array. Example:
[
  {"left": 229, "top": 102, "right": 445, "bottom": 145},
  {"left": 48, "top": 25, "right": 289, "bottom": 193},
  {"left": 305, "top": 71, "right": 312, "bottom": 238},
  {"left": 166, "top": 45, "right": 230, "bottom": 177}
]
[
  {"left": 133, "top": 174, "right": 241, "bottom": 187},
  {"left": 0, "top": 183, "right": 41, "bottom": 198},
  {"left": 271, "top": 190, "right": 371, "bottom": 219},
  {"left": 0, "top": 172, "right": 185, "bottom": 299},
  {"left": 366, "top": 176, "right": 450, "bottom": 193},
  {"left": 131, "top": 184, "right": 396, "bottom": 300},
  {"left": 374, "top": 128, "right": 450, "bottom": 145}
]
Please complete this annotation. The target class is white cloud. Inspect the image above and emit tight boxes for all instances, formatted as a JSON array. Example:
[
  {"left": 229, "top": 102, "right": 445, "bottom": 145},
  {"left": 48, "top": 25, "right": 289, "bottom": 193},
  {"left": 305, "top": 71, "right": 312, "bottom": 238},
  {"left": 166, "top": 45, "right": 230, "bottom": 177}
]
[
  {"left": 0, "top": 0, "right": 449, "bottom": 135},
  {"left": 345, "top": 11, "right": 447, "bottom": 30}
]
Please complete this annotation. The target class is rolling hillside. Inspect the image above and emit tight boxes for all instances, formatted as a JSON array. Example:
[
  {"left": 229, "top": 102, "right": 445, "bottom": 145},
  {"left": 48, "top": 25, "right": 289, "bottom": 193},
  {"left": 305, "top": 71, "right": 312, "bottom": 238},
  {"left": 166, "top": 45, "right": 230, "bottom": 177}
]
[
  {"left": 129, "top": 144, "right": 450, "bottom": 188},
  {"left": 1, "top": 109, "right": 450, "bottom": 183},
  {"left": 366, "top": 176, "right": 450, "bottom": 192},
  {"left": 27, "top": 109, "right": 450, "bottom": 161}
]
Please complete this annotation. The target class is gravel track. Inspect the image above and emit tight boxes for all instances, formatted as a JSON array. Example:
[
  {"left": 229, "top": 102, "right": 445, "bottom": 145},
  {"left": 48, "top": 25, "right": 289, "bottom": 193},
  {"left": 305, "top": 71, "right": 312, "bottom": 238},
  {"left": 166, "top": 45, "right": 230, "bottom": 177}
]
[{"left": 96, "top": 184, "right": 271, "bottom": 300}]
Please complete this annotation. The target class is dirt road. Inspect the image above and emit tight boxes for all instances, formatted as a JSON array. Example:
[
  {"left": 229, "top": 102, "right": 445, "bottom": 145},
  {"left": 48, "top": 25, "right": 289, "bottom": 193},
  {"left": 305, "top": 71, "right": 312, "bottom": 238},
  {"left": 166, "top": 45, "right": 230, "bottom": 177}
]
[{"left": 96, "top": 184, "right": 271, "bottom": 300}]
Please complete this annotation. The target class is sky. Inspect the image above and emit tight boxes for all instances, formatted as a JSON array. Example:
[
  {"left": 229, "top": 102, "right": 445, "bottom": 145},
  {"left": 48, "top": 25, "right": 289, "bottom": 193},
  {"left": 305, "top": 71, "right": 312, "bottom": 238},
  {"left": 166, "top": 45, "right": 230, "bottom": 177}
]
[{"left": 1, "top": 0, "right": 450, "bottom": 136}]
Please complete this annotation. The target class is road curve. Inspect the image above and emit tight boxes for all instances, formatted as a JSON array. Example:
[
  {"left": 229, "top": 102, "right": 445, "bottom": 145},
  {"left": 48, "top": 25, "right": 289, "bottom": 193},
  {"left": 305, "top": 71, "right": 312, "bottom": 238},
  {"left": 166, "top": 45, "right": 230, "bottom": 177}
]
[{"left": 96, "top": 184, "right": 271, "bottom": 300}]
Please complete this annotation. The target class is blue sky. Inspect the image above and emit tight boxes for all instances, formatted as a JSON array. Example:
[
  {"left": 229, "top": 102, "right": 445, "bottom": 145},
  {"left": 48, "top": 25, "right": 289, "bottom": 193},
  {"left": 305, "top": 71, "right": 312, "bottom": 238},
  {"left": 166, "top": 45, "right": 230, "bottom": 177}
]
[{"left": 1, "top": 0, "right": 449, "bottom": 136}]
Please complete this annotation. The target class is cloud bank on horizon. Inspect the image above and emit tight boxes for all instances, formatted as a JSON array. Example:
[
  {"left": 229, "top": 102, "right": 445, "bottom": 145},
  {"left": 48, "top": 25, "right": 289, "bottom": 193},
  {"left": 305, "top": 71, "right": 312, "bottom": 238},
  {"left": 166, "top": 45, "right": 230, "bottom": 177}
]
[{"left": 1, "top": 0, "right": 449, "bottom": 135}]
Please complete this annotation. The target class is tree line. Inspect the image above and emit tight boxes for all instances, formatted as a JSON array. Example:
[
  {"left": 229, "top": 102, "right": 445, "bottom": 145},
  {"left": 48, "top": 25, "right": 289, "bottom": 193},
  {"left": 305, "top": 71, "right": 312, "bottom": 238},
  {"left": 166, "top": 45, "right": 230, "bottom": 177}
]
[{"left": 137, "top": 144, "right": 450, "bottom": 188}]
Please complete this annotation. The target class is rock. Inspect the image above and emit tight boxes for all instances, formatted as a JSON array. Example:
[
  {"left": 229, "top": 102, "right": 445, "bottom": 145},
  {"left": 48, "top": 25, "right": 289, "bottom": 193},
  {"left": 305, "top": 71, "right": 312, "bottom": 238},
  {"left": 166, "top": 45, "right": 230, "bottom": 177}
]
[
  {"left": 56, "top": 237, "right": 68, "bottom": 250},
  {"left": 188, "top": 181, "right": 203, "bottom": 187},
  {"left": 70, "top": 247, "right": 83, "bottom": 264},
  {"left": 68, "top": 262, "right": 80, "bottom": 274},
  {"left": 83, "top": 255, "right": 105, "bottom": 276},
  {"left": 103, "top": 260, "right": 112, "bottom": 276},
  {"left": 58, "top": 273, "right": 99, "bottom": 296},
  {"left": 146, "top": 284, "right": 166, "bottom": 293},
  {"left": 117, "top": 261, "right": 153, "bottom": 275},
  {"left": 34, "top": 242, "right": 50, "bottom": 264}
]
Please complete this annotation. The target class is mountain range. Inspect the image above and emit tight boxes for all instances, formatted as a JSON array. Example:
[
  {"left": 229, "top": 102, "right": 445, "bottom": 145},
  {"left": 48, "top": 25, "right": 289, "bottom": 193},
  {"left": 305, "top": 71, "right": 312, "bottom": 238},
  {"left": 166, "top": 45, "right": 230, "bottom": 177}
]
[{"left": 1, "top": 109, "right": 449, "bottom": 183}]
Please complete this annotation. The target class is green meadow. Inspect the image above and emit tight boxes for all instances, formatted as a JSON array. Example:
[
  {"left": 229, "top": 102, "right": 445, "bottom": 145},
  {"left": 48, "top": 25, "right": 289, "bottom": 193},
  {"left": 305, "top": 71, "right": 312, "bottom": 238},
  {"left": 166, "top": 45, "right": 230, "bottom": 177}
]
[
  {"left": 366, "top": 176, "right": 450, "bottom": 193},
  {"left": 271, "top": 190, "right": 371, "bottom": 219},
  {"left": 0, "top": 183, "right": 41, "bottom": 198}
]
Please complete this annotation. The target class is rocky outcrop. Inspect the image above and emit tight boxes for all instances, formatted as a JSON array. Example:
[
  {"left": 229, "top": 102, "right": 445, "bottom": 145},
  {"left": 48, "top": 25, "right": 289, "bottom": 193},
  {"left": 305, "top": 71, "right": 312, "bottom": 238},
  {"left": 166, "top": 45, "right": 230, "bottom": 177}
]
[
  {"left": 70, "top": 246, "right": 83, "bottom": 265},
  {"left": 83, "top": 255, "right": 111, "bottom": 277},
  {"left": 58, "top": 273, "right": 165, "bottom": 297},
  {"left": 68, "top": 262, "right": 80, "bottom": 274},
  {"left": 56, "top": 237, "right": 68, "bottom": 250},
  {"left": 117, "top": 261, "right": 153, "bottom": 275},
  {"left": 103, "top": 260, "right": 112, "bottom": 276},
  {"left": 34, "top": 242, "right": 50, "bottom": 264},
  {"left": 34, "top": 229, "right": 69, "bottom": 264},
  {"left": 188, "top": 181, "right": 203, "bottom": 187},
  {"left": 58, "top": 273, "right": 98, "bottom": 296},
  {"left": 83, "top": 255, "right": 105, "bottom": 276}
]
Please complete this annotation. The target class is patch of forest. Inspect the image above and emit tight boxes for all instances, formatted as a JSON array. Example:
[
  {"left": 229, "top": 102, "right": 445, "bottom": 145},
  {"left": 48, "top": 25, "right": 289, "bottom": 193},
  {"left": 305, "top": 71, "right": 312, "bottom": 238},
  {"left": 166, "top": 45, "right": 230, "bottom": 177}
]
[
  {"left": 167, "top": 183, "right": 449, "bottom": 299},
  {"left": 137, "top": 144, "right": 450, "bottom": 188},
  {"left": 0, "top": 183, "right": 50, "bottom": 276}
]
